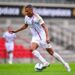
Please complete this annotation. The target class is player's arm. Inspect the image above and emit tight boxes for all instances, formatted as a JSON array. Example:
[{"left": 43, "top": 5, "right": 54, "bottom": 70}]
[
  {"left": 38, "top": 14, "right": 50, "bottom": 43},
  {"left": 12, "top": 24, "right": 28, "bottom": 33},
  {"left": 41, "top": 23, "right": 50, "bottom": 43}
]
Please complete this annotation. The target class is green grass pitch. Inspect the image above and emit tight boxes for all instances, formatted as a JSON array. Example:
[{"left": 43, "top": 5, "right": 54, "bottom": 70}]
[{"left": 0, "top": 63, "right": 75, "bottom": 75}]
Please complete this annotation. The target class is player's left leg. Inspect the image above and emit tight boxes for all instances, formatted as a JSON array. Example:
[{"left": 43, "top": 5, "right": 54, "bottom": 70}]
[
  {"left": 6, "top": 42, "right": 14, "bottom": 64},
  {"left": 8, "top": 51, "right": 13, "bottom": 64},
  {"left": 46, "top": 45, "right": 71, "bottom": 72}
]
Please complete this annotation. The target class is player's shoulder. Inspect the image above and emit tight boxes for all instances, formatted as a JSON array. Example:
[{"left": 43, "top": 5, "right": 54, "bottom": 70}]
[
  {"left": 34, "top": 13, "right": 41, "bottom": 18},
  {"left": 4, "top": 31, "right": 8, "bottom": 34},
  {"left": 3, "top": 31, "right": 8, "bottom": 37},
  {"left": 34, "top": 13, "right": 43, "bottom": 20}
]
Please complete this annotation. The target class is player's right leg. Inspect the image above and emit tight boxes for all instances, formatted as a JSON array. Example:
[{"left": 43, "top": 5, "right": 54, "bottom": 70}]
[
  {"left": 46, "top": 47, "right": 71, "bottom": 72},
  {"left": 7, "top": 51, "right": 13, "bottom": 64}
]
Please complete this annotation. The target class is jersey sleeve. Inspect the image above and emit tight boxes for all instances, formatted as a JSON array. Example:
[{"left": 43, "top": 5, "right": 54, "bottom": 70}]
[{"left": 37, "top": 14, "right": 44, "bottom": 25}]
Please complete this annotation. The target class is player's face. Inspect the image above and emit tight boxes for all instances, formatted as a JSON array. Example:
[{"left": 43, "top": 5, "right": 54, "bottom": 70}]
[
  {"left": 25, "top": 7, "right": 33, "bottom": 17},
  {"left": 8, "top": 27, "right": 13, "bottom": 32}
]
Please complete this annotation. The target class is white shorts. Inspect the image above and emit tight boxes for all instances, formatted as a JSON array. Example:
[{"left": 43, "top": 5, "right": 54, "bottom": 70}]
[
  {"left": 31, "top": 33, "right": 52, "bottom": 49},
  {"left": 5, "top": 42, "right": 14, "bottom": 52}
]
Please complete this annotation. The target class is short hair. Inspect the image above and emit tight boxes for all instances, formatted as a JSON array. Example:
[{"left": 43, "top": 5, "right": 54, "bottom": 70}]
[{"left": 25, "top": 4, "right": 33, "bottom": 9}]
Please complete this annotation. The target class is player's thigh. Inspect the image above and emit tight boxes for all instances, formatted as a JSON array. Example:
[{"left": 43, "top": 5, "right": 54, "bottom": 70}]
[
  {"left": 46, "top": 44, "right": 54, "bottom": 55},
  {"left": 40, "top": 41, "right": 52, "bottom": 48},
  {"left": 5, "top": 42, "right": 14, "bottom": 52},
  {"left": 31, "top": 36, "right": 40, "bottom": 50},
  {"left": 40, "top": 42, "right": 54, "bottom": 55}
]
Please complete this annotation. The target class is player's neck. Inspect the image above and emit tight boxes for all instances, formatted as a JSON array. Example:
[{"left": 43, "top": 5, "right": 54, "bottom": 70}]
[{"left": 28, "top": 13, "right": 34, "bottom": 18}]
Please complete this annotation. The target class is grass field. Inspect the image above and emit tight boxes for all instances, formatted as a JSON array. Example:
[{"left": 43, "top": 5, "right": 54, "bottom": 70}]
[{"left": 0, "top": 63, "right": 75, "bottom": 75}]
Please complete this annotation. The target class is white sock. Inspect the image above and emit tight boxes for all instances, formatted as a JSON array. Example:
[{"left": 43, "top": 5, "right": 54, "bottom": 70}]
[
  {"left": 53, "top": 52, "right": 66, "bottom": 65},
  {"left": 32, "top": 50, "right": 48, "bottom": 64},
  {"left": 53, "top": 52, "right": 71, "bottom": 72},
  {"left": 8, "top": 52, "right": 13, "bottom": 62}
]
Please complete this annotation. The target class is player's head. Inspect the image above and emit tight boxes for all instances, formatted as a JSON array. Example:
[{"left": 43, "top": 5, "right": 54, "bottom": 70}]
[
  {"left": 7, "top": 25, "right": 13, "bottom": 32},
  {"left": 23, "top": 4, "right": 34, "bottom": 17}
]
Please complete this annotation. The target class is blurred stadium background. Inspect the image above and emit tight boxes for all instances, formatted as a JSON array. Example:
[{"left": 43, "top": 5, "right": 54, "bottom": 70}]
[{"left": 0, "top": 0, "right": 75, "bottom": 64}]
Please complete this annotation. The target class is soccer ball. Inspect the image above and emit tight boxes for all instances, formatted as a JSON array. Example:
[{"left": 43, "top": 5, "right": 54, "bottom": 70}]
[{"left": 34, "top": 63, "right": 43, "bottom": 72}]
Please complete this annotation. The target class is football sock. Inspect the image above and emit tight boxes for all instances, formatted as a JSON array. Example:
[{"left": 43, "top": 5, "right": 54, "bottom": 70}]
[
  {"left": 53, "top": 52, "right": 71, "bottom": 71},
  {"left": 32, "top": 50, "right": 48, "bottom": 64},
  {"left": 8, "top": 52, "right": 13, "bottom": 63},
  {"left": 53, "top": 52, "right": 66, "bottom": 65}
]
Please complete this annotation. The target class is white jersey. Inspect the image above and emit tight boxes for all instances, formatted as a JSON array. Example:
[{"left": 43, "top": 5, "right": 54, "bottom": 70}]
[
  {"left": 3, "top": 31, "right": 16, "bottom": 43},
  {"left": 24, "top": 13, "right": 45, "bottom": 40},
  {"left": 24, "top": 13, "right": 52, "bottom": 48}
]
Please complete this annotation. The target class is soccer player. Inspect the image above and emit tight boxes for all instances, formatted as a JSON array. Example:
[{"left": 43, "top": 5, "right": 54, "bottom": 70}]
[
  {"left": 3, "top": 26, "right": 16, "bottom": 64},
  {"left": 12, "top": 5, "right": 71, "bottom": 72}
]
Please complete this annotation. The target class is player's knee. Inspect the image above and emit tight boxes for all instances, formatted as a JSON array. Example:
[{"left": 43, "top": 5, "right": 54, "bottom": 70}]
[
  {"left": 50, "top": 51, "right": 54, "bottom": 56},
  {"left": 50, "top": 49, "right": 54, "bottom": 55},
  {"left": 29, "top": 48, "right": 35, "bottom": 52},
  {"left": 30, "top": 46, "right": 38, "bottom": 52},
  {"left": 46, "top": 48, "right": 54, "bottom": 56}
]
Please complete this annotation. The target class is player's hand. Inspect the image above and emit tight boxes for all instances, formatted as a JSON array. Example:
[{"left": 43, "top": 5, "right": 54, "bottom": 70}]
[{"left": 11, "top": 31, "right": 16, "bottom": 33}]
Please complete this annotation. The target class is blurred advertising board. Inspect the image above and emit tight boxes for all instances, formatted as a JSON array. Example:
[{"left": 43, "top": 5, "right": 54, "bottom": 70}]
[{"left": 0, "top": 5, "right": 75, "bottom": 18}]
